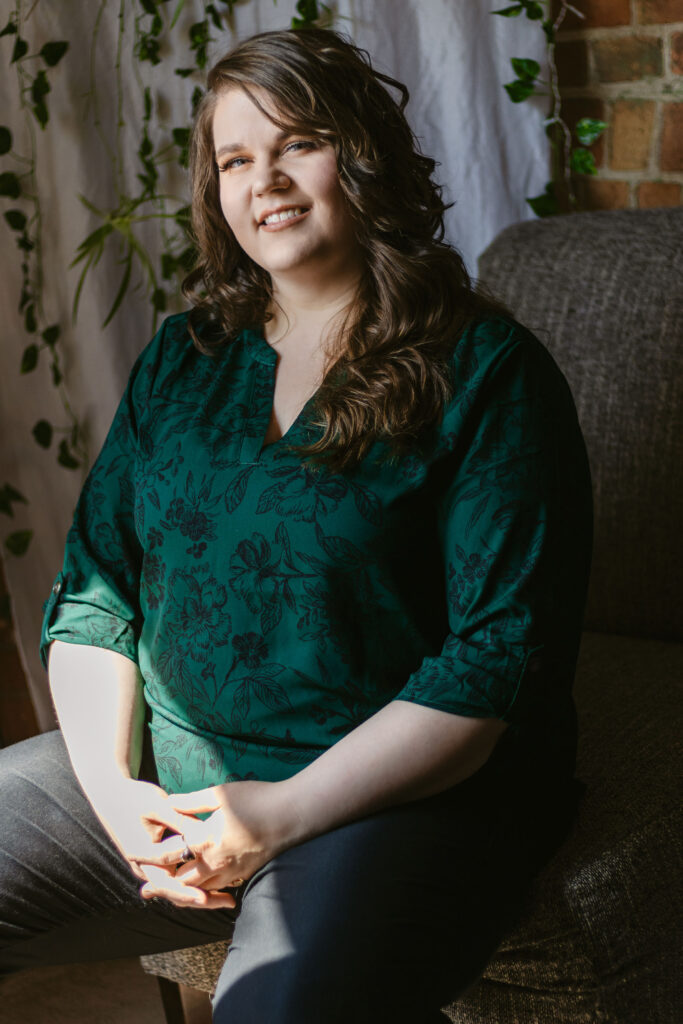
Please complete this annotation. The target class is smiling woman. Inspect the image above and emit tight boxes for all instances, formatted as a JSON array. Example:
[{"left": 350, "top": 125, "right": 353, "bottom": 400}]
[{"left": 0, "top": 27, "right": 592, "bottom": 1024}]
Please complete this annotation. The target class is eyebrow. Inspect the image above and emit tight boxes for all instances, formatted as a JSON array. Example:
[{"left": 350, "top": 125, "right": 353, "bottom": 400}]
[{"left": 215, "top": 129, "right": 295, "bottom": 161}]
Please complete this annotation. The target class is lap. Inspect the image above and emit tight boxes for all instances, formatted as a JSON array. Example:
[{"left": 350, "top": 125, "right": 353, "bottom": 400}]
[
  {"left": 0, "top": 731, "right": 552, "bottom": 1022},
  {"left": 215, "top": 783, "right": 540, "bottom": 1023}
]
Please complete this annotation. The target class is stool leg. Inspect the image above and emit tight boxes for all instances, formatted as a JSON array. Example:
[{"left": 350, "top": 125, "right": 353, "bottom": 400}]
[{"left": 157, "top": 976, "right": 187, "bottom": 1024}]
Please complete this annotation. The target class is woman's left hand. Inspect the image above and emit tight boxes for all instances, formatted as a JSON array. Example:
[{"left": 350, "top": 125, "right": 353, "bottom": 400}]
[{"left": 135, "top": 780, "right": 302, "bottom": 909}]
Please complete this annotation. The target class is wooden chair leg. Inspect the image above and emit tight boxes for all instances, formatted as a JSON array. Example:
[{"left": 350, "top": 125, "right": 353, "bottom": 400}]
[{"left": 156, "top": 976, "right": 187, "bottom": 1024}]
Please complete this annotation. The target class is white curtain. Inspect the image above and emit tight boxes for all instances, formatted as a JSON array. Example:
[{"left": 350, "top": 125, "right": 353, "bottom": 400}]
[{"left": 0, "top": 0, "right": 547, "bottom": 729}]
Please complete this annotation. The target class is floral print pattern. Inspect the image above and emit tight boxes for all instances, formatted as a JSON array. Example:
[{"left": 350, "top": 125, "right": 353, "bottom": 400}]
[{"left": 41, "top": 313, "right": 593, "bottom": 794}]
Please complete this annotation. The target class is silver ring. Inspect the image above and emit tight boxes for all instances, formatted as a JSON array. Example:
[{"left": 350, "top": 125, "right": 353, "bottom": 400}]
[{"left": 178, "top": 843, "right": 195, "bottom": 863}]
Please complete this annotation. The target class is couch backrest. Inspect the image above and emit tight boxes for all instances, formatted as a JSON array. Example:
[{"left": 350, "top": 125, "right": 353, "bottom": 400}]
[{"left": 478, "top": 208, "right": 683, "bottom": 642}]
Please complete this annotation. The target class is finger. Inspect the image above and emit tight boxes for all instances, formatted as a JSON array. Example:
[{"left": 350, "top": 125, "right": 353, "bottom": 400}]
[
  {"left": 169, "top": 788, "right": 222, "bottom": 815},
  {"left": 129, "top": 833, "right": 194, "bottom": 868},
  {"left": 140, "top": 871, "right": 236, "bottom": 910}
]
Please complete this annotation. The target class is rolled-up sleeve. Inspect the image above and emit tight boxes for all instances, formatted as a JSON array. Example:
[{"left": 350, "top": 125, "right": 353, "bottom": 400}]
[
  {"left": 396, "top": 324, "right": 592, "bottom": 726},
  {"left": 39, "top": 342, "right": 156, "bottom": 669}
]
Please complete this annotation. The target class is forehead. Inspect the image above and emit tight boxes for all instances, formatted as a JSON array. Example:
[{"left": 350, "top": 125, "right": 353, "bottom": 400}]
[{"left": 212, "top": 87, "right": 298, "bottom": 147}]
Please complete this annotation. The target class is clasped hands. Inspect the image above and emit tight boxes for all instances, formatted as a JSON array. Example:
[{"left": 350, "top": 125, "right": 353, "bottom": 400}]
[{"left": 99, "top": 778, "right": 296, "bottom": 910}]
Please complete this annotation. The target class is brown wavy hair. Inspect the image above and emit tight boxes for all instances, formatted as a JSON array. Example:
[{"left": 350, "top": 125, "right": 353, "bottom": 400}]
[{"left": 184, "top": 28, "right": 506, "bottom": 470}]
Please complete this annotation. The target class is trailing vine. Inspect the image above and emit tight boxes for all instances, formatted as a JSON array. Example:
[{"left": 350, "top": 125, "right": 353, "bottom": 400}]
[
  {"left": 0, "top": 0, "right": 329, "bottom": 559},
  {"left": 494, "top": 0, "right": 607, "bottom": 215},
  {"left": 0, "top": 3, "right": 81, "bottom": 559}
]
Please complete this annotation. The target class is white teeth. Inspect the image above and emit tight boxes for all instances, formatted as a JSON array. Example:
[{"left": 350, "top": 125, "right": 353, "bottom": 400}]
[{"left": 263, "top": 207, "right": 304, "bottom": 225}]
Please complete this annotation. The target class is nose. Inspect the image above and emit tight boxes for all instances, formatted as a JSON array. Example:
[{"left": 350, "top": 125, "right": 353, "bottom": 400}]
[{"left": 252, "top": 161, "right": 290, "bottom": 197}]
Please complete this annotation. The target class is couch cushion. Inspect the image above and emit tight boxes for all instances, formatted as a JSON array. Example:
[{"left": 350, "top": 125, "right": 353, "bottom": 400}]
[
  {"left": 446, "top": 630, "right": 683, "bottom": 1023},
  {"left": 478, "top": 209, "right": 683, "bottom": 642}
]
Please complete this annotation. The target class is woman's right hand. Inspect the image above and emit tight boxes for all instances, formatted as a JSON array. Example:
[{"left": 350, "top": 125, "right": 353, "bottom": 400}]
[{"left": 92, "top": 777, "right": 192, "bottom": 884}]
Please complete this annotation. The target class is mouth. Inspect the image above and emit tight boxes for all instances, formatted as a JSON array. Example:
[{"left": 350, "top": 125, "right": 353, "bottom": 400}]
[{"left": 259, "top": 206, "right": 310, "bottom": 230}]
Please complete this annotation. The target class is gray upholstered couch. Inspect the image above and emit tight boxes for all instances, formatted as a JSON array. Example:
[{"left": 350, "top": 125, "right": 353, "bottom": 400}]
[{"left": 141, "top": 208, "right": 683, "bottom": 1023}]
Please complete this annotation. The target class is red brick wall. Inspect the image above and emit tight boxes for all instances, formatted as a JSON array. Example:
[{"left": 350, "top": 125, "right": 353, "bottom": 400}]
[{"left": 557, "top": 0, "right": 683, "bottom": 209}]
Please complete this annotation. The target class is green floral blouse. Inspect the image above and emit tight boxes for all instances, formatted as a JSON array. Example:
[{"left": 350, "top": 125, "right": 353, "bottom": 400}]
[{"left": 41, "top": 312, "right": 592, "bottom": 795}]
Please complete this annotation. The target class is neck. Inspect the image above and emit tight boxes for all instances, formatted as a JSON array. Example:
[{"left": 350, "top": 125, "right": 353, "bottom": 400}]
[{"left": 266, "top": 272, "right": 361, "bottom": 350}]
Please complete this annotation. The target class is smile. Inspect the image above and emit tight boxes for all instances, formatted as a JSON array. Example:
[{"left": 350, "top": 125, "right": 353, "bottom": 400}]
[{"left": 259, "top": 207, "right": 309, "bottom": 229}]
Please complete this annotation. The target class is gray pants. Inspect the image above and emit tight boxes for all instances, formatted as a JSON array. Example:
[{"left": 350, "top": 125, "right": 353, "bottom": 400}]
[{"left": 0, "top": 730, "right": 566, "bottom": 1023}]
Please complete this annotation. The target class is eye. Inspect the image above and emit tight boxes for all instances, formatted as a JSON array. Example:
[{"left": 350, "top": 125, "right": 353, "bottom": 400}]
[
  {"left": 283, "top": 139, "right": 318, "bottom": 155},
  {"left": 217, "top": 155, "right": 249, "bottom": 173}
]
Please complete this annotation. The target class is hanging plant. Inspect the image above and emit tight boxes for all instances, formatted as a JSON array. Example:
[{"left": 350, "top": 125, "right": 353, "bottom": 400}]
[
  {"left": 0, "top": 5, "right": 83, "bottom": 558},
  {"left": 0, "top": 0, "right": 329, "bottom": 559},
  {"left": 494, "top": 0, "right": 607, "bottom": 215}
]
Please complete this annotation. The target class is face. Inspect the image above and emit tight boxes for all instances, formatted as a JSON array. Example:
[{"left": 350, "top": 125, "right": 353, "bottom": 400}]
[{"left": 212, "top": 87, "right": 362, "bottom": 289}]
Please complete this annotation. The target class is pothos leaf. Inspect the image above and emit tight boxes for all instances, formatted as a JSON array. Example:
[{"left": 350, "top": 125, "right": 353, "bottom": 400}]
[
  {"left": 526, "top": 182, "right": 558, "bottom": 218},
  {"left": 511, "top": 57, "right": 540, "bottom": 81},
  {"left": 504, "top": 79, "right": 536, "bottom": 103},
  {"left": 575, "top": 118, "right": 607, "bottom": 146},
  {"left": 0, "top": 126, "right": 11, "bottom": 154},
  {"left": 0, "top": 172, "right": 21, "bottom": 198},
  {"left": 32, "top": 419, "right": 53, "bottom": 448},
  {"left": 570, "top": 148, "right": 597, "bottom": 175},
  {"left": 492, "top": 4, "right": 523, "bottom": 15},
  {"left": 4, "top": 209, "right": 26, "bottom": 231},
  {"left": 5, "top": 529, "right": 32, "bottom": 556},
  {"left": 21, "top": 343, "right": 39, "bottom": 373},
  {"left": 11, "top": 36, "right": 28, "bottom": 62},
  {"left": 40, "top": 41, "right": 69, "bottom": 67}
]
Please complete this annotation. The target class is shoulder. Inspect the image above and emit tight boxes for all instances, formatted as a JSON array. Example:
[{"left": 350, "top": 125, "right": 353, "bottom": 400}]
[
  {"left": 436, "top": 314, "right": 582, "bottom": 455},
  {"left": 449, "top": 314, "right": 575, "bottom": 409},
  {"left": 128, "top": 310, "right": 217, "bottom": 401}
]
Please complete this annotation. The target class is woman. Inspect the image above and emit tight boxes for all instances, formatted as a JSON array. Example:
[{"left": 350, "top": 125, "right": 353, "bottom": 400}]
[{"left": 0, "top": 28, "right": 592, "bottom": 1023}]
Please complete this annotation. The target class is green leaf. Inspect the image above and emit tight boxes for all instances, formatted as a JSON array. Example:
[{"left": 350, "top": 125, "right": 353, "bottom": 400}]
[
  {"left": 542, "top": 19, "right": 555, "bottom": 43},
  {"left": 40, "top": 41, "right": 69, "bottom": 66},
  {"left": 135, "top": 34, "right": 161, "bottom": 64},
  {"left": 17, "top": 233, "right": 34, "bottom": 253},
  {"left": 174, "top": 67, "right": 194, "bottom": 78},
  {"left": 570, "top": 148, "right": 597, "bottom": 175},
  {"left": 292, "top": 0, "right": 319, "bottom": 26},
  {"left": 32, "top": 419, "right": 53, "bottom": 448},
  {"left": 524, "top": 0, "right": 544, "bottom": 18},
  {"left": 526, "top": 182, "right": 558, "bottom": 218},
  {"left": 511, "top": 58, "right": 540, "bottom": 81},
  {"left": 492, "top": 4, "right": 523, "bottom": 16},
  {"left": 575, "top": 117, "right": 607, "bottom": 146},
  {"left": 0, "top": 171, "right": 21, "bottom": 198},
  {"left": 32, "top": 102, "right": 49, "bottom": 129},
  {"left": 51, "top": 361, "right": 63, "bottom": 387},
  {"left": 4, "top": 209, "right": 26, "bottom": 231},
  {"left": 42, "top": 323, "right": 60, "bottom": 346},
  {"left": 140, "top": 0, "right": 158, "bottom": 16},
  {"left": 144, "top": 86, "right": 152, "bottom": 122},
  {"left": 0, "top": 483, "right": 27, "bottom": 517},
  {"left": 177, "top": 243, "right": 195, "bottom": 271},
  {"left": 174, "top": 205, "right": 191, "bottom": 229},
  {"left": 0, "top": 20, "right": 17, "bottom": 37},
  {"left": 152, "top": 287, "right": 166, "bottom": 311},
  {"left": 161, "top": 252, "right": 177, "bottom": 279},
  {"left": 32, "top": 70, "right": 51, "bottom": 102},
  {"left": 191, "top": 86, "right": 203, "bottom": 117},
  {"left": 11, "top": 36, "right": 28, "bottom": 62},
  {"left": 0, "top": 125, "right": 11, "bottom": 154},
  {"left": 172, "top": 126, "right": 190, "bottom": 167},
  {"left": 504, "top": 79, "right": 536, "bottom": 103},
  {"left": 57, "top": 440, "right": 80, "bottom": 469},
  {"left": 21, "top": 343, "right": 38, "bottom": 372},
  {"left": 206, "top": 4, "right": 222, "bottom": 29},
  {"left": 5, "top": 529, "right": 33, "bottom": 556},
  {"left": 102, "top": 253, "right": 133, "bottom": 328},
  {"left": 24, "top": 303, "right": 37, "bottom": 333}
]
